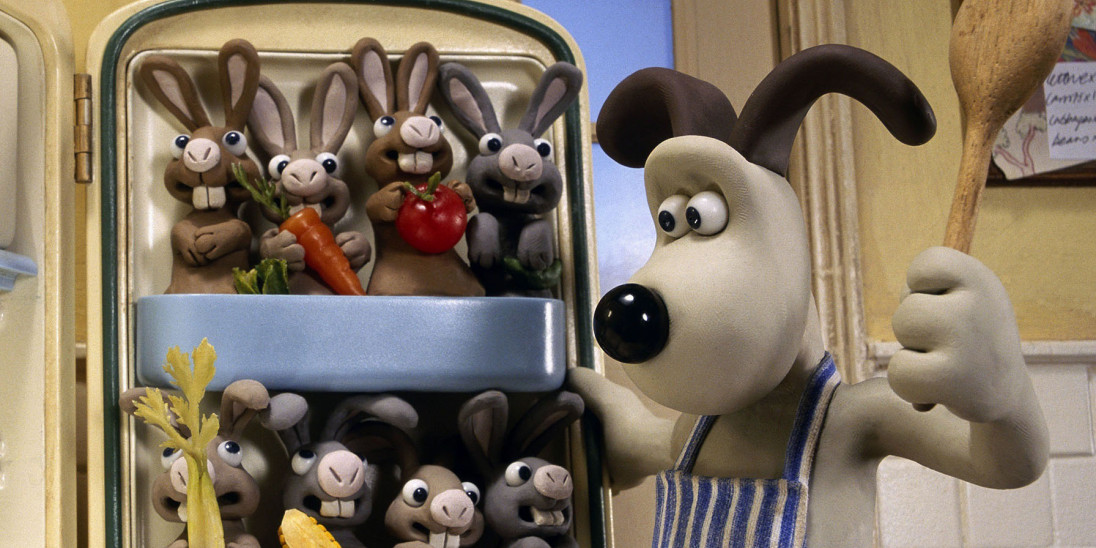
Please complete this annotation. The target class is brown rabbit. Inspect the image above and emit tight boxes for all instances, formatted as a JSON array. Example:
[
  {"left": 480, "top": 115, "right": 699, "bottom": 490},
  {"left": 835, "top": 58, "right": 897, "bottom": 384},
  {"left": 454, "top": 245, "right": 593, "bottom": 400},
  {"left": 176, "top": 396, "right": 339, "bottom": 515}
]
[
  {"left": 120, "top": 380, "right": 270, "bottom": 548},
  {"left": 350, "top": 38, "right": 484, "bottom": 296},
  {"left": 139, "top": 39, "right": 262, "bottom": 294}
]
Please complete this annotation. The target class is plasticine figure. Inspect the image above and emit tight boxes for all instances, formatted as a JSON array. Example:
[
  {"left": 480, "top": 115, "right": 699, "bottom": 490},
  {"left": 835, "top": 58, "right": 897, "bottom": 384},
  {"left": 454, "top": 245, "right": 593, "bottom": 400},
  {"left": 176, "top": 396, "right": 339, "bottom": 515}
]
[
  {"left": 458, "top": 390, "right": 583, "bottom": 548},
  {"left": 140, "top": 39, "right": 261, "bottom": 294},
  {"left": 350, "top": 38, "right": 484, "bottom": 297},
  {"left": 568, "top": 45, "right": 1049, "bottom": 547},
  {"left": 245, "top": 62, "right": 371, "bottom": 295},
  {"left": 437, "top": 62, "right": 583, "bottom": 296},
  {"left": 121, "top": 379, "right": 270, "bottom": 548},
  {"left": 260, "top": 392, "right": 419, "bottom": 548}
]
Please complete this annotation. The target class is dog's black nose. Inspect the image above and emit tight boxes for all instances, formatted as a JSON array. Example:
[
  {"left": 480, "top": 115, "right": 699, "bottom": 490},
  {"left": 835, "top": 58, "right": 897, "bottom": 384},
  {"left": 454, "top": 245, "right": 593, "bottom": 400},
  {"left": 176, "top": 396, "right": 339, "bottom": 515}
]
[{"left": 593, "top": 283, "right": 669, "bottom": 363}]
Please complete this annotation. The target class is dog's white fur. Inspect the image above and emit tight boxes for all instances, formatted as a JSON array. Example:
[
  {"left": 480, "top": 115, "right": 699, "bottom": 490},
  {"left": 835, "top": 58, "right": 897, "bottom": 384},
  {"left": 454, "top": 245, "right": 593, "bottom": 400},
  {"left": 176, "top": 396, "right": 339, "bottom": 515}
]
[{"left": 570, "top": 135, "right": 1048, "bottom": 546}]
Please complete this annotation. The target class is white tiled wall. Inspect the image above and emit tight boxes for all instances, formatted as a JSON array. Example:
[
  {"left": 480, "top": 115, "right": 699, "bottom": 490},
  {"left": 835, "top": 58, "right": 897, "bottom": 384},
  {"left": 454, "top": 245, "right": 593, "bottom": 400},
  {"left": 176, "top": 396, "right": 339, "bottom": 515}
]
[{"left": 877, "top": 362, "right": 1096, "bottom": 547}]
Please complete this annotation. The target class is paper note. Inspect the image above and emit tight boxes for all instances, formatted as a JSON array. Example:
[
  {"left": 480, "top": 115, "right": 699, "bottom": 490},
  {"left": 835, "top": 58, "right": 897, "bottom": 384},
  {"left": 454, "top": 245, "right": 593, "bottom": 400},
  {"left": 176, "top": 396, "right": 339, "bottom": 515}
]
[{"left": 1043, "top": 62, "right": 1096, "bottom": 159}]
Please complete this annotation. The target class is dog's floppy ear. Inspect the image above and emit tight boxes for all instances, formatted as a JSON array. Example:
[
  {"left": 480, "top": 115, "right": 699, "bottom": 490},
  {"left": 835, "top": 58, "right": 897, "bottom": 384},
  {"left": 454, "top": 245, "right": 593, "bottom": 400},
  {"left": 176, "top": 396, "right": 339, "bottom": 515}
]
[
  {"left": 729, "top": 44, "right": 936, "bottom": 177},
  {"left": 596, "top": 67, "right": 737, "bottom": 168}
]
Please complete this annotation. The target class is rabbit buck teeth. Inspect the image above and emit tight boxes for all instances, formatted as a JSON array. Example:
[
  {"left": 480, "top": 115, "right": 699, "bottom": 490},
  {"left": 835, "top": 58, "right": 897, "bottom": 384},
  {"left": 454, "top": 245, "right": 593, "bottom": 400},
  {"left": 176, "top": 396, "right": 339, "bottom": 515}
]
[
  {"left": 529, "top": 507, "right": 565, "bottom": 526},
  {"left": 177, "top": 502, "right": 188, "bottom": 523},
  {"left": 428, "top": 531, "right": 463, "bottom": 548},
  {"left": 502, "top": 186, "right": 531, "bottom": 205},
  {"left": 319, "top": 499, "right": 355, "bottom": 519},
  {"left": 288, "top": 203, "right": 323, "bottom": 217},
  {"left": 398, "top": 151, "right": 434, "bottom": 174},
  {"left": 191, "top": 186, "right": 226, "bottom": 210}
]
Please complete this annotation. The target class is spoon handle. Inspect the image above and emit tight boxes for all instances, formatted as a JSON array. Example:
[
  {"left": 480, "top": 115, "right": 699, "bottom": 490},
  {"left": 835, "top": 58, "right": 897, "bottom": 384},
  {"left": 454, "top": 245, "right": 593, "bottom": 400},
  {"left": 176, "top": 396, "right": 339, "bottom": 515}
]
[{"left": 943, "top": 121, "right": 996, "bottom": 254}]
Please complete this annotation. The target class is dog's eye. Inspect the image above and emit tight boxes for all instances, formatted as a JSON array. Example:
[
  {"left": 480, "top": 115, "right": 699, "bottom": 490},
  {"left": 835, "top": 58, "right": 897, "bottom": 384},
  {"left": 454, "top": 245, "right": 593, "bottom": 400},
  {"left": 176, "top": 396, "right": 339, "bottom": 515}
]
[
  {"left": 505, "top": 461, "right": 532, "bottom": 486},
  {"left": 685, "top": 191, "right": 728, "bottom": 236},
  {"left": 374, "top": 116, "right": 396, "bottom": 137},
  {"left": 656, "top": 195, "right": 690, "bottom": 238},
  {"left": 217, "top": 440, "right": 244, "bottom": 468}
]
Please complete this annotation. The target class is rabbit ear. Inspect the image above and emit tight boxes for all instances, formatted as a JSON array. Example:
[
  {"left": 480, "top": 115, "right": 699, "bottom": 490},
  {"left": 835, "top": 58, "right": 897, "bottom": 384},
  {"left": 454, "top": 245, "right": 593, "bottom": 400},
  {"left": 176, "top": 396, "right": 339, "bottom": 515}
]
[
  {"left": 139, "top": 55, "right": 211, "bottom": 132},
  {"left": 218, "top": 39, "right": 261, "bottom": 130},
  {"left": 247, "top": 74, "right": 296, "bottom": 156},
  {"left": 458, "top": 390, "right": 508, "bottom": 475},
  {"left": 596, "top": 67, "right": 737, "bottom": 168},
  {"left": 437, "top": 62, "right": 500, "bottom": 138},
  {"left": 519, "top": 62, "right": 584, "bottom": 137},
  {"left": 352, "top": 37, "right": 394, "bottom": 119},
  {"left": 343, "top": 421, "right": 419, "bottom": 475},
  {"left": 504, "top": 391, "right": 583, "bottom": 461},
  {"left": 322, "top": 394, "right": 419, "bottom": 443},
  {"left": 259, "top": 392, "right": 311, "bottom": 454},
  {"left": 729, "top": 44, "right": 936, "bottom": 177},
  {"left": 219, "top": 380, "right": 270, "bottom": 438},
  {"left": 120, "top": 387, "right": 190, "bottom": 437},
  {"left": 396, "top": 42, "right": 439, "bottom": 114},
  {"left": 310, "top": 62, "right": 359, "bottom": 154}
]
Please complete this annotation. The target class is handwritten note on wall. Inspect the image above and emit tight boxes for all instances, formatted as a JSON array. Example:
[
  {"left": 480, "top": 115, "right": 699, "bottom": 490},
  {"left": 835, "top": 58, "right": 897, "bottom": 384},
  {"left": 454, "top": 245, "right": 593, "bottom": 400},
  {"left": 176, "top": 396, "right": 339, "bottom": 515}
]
[{"left": 1044, "top": 62, "right": 1096, "bottom": 159}]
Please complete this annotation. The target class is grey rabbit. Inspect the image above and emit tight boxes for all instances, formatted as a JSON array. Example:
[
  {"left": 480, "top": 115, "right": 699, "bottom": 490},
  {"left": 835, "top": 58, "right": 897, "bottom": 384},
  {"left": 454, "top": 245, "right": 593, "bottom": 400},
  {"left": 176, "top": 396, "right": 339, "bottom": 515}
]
[
  {"left": 259, "top": 393, "right": 418, "bottom": 548},
  {"left": 437, "top": 62, "right": 582, "bottom": 295},
  {"left": 458, "top": 390, "right": 584, "bottom": 548}
]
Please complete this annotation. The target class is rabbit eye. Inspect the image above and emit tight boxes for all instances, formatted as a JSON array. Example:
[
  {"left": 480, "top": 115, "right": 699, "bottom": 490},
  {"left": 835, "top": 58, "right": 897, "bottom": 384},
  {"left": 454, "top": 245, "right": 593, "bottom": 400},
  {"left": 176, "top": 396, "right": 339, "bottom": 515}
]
[
  {"left": 402, "top": 479, "right": 429, "bottom": 507},
  {"left": 291, "top": 449, "right": 317, "bottom": 475},
  {"left": 217, "top": 440, "right": 244, "bottom": 467},
  {"left": 429, "top": 115, "right": 444, "bottom": 129},
  {"left": 160, "top": 447, "right": 182, "bottom": 469},
  {"left": 268, "top": 155, "right": 291, "bottom": 180},
  {"left": 686, "top": 191, "right": 729, "bottom": 236},
  {"left": 462, "top": 482, "right": 481, "bottom": 506},
  {"left": 656, "top": 195, "right": 691, "bottom": 238},
  {"left": 478, "top": 133, "right": 503, "bottom": 155},
  {"left": 170, "top": 135, "right": 189, "bottom": 159},
  {"left": 534, "top": 138, "right": 553, "bottom": 158},
  {"left": 222, "top": 131, "right": 248, "bottom": 156},
  {"left": 374, "top": 116, "right": 396, "bottom": 137},
  {"left": 505, "top": 461, "right": 532, "bottom": 486},
  {"left": 316, "top": 152, "right": 339, "bottom": 175}
]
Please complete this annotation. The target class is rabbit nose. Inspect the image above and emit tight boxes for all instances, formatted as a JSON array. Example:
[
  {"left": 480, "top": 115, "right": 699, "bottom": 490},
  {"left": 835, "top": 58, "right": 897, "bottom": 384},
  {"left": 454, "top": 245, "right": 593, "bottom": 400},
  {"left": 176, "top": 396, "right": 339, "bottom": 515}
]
[
  {"left": 281, "top": 160, "right": 326, "bottom": 198},
  {"left": 429, "top": 488, "right": 474, "bottom": 530},
  {"left": 182, "top": 138, "right": 221, "bottom": 173},
  {"left": 316, "top": 450, "right": 366, "bottom": 498},
  {"left": 169, "top": 455, "right": 217, "bottom": 495},
  {"left": 498, "top": 144, "right": 543, "bottom": 183},
  {"left": 594, "top": 283, "right": 670, "bottom": 364},
  {"left": 533, "top": 465, "right": 573, "bottom": 500},
  {"left": 400, "top": 116, "right": 442, "bottom": 148}
]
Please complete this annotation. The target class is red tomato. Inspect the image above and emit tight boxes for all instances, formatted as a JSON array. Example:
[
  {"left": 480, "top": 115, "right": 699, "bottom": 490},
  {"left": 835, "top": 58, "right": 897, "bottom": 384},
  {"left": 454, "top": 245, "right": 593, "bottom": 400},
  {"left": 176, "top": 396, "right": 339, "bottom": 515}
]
[{"left": 396, "top": 180, "right": 468, "bottom": 254}]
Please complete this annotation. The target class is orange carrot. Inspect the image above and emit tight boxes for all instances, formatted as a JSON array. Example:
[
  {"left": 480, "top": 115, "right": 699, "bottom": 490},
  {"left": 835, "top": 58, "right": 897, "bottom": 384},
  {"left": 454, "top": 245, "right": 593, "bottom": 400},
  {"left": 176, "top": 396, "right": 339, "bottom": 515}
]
[
  {"left": 233, "top": 165, "right": 365, "bottom": 296},
  {"left": 280, "top": 207, "right": 365, "bottom": 296}
]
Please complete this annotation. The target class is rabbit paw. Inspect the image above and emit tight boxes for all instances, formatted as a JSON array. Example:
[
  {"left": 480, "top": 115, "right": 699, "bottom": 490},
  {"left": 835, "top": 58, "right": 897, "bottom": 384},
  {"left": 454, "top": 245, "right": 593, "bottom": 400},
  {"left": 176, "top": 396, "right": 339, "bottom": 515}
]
[
  {"left": 517, "top": 219, "right": 555, "bottom": 271},
  {"left": 366, "top": 181, "right": 406, "bottom": 223},
  {"left": 888, "top": 247, "right": 1027, "bottom": 422},
  {"left": 192, "top": 220, "right": 250, "bottom": 263},
  {"left": 226, "top": 534, "right": 261, "bottom": 548},
  {"left": 467, "top": 213, "right": 502, "bottom": 268},
  {"left": 503, "top": 537, "right": 553, "bottom": 548},
  {"left": 259, "top": 228, "right": 306, "bottom": 272},
  {"left": 336, "top": 230, "right": 372, "bottom": 270},
  {"left": 447, "top": 180, "right": 477, "bottom": 212}
]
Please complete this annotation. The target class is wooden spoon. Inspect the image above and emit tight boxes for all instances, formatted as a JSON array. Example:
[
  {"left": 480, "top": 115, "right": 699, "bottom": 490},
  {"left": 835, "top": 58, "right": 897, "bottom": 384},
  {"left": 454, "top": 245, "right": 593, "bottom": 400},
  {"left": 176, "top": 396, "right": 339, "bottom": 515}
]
[
  {"left": 943, "top": 0, "right": 1073, "bottom": 253},
  {"left": 915, "top": 0, "right": 1072, "bottom": 413}
]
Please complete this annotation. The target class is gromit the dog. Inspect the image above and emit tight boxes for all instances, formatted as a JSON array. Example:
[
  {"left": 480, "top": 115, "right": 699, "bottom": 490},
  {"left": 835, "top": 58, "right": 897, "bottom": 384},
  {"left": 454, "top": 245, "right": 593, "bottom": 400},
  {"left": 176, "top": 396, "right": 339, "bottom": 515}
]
[{"left": 568, "top": 45, "right": 1048, "bottom": 547}]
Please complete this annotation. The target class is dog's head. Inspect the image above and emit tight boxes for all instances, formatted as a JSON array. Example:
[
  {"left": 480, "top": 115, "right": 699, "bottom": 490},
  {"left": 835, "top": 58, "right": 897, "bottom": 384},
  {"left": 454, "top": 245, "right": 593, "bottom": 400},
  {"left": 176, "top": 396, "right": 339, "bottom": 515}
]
[{"left": 592, "top": 46, "right": 936, "bottom": 415}]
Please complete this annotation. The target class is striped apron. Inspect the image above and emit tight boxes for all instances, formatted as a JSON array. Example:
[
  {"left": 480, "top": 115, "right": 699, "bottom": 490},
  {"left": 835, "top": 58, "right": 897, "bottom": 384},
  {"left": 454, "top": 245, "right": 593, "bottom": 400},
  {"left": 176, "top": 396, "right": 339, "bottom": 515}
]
[{"left": 651, "top": 353, "right": 840, "bottom": 548}]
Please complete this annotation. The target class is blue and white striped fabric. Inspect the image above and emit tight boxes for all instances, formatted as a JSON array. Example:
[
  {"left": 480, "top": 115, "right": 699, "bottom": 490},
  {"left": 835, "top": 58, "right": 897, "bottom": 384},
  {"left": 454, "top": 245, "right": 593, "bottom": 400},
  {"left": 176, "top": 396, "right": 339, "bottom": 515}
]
[{"left": 651, "top": 354, "right": 840, "bottom": 548}]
